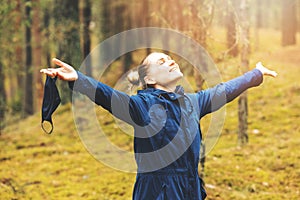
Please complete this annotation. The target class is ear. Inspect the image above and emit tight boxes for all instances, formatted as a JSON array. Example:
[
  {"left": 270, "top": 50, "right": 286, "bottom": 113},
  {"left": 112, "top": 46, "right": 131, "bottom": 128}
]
[{"left": 144, "top": 76, "right": 156, "bottom": 85}]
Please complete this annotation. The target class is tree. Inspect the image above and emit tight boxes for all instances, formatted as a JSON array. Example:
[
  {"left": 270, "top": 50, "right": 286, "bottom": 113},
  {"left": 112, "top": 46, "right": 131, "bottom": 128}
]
[
  {"left": 254, "top": 0, "right": 262, "bottom": 51},
  {"left": 282, "top": 0, "right": 297, "bottom": 46},
  {"left": 80, "top": 0, "right": 92, "bottom": 76},
  {"left": 238, "top": 0, "right": 250, "bottom": 145},
  {"left": 100, "top": 0, "right": 113, "bottom": 67},
  {"left": 226, "top": 0, "right": 239, "bottom": 57},
  {"left": 54, "top": 0, "right": 81, "bottom": 104},
  {"left": 298, "top": 0, "right": 300, "bottom": 32},
  {"left": 0, "top": 1, "right": 13, "bottom": 132},
  {"left": 141, "top": 0, "right": 151, "bottom": 55},
  {"left": 41, "top": 0, "right": 52, "bottom": 68},
  {"left": 12, "top": 0, "right": 23, "bottom": 114},
  {"left": 32, "top": 0, "right": 44, "bottom": 110},
  {"left": 0, "top": 61, "right": 5, "bottom": 133},
  {"left": 104, "top": 1, "right": 133, "bottom": 74},
  {"left": 114, "top": 1, "right": 132, "bottom": 73},
  {"left": 127, "top": 1, "right": 151, "bottom": 56},
  {"left": 255, "top": 0, "right": 263, "bottom": 29},
  {"left": 24, "top": 0, "right": 34, "bottom": 116}
]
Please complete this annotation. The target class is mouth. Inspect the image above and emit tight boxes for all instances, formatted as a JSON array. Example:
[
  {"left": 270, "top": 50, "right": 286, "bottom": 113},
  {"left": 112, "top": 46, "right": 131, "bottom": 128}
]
[{"left": 169, "top": 66, "right": 179, "bottom": 72}]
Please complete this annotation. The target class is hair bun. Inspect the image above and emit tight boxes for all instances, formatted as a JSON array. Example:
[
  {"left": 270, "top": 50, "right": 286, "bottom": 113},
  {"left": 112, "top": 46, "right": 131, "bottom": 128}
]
[{"left": 127, "top": 70, "right": 140, "bottom": 86}]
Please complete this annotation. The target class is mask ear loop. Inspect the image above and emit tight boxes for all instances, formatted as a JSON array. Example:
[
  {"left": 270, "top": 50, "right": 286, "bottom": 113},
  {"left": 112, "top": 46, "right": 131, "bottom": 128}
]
[{"left": 41, "top": 121, "right": 54, "bottom": 134}]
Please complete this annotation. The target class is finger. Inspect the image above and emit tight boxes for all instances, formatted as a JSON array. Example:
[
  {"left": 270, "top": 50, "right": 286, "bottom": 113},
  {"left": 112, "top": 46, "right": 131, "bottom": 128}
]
[
  {"left": 41, "top": 72, "right": 56, "bottom": 78},
  {"left": 52, "top": 58, "right": 74, "bottom": 71},
  {"left": 40, "top": 68, "right": 56, "bottom": 73},
  {"left": 40, "top": 69, "right": 47, "bottom": 73},
  {"left": 40, "top": 68, "right": 58, "bottom": 77},
  {"left": 256, "top": 62, "right": 263, "bottom": 68},
  {"left": 269, "top": 71, "right": 278, "bottom": 78},
  {"left": 264, "top": 69, "right": 277, "bottom": 78},
  {"left": 52, "top": 58, "right": 66, "bottom": 68},
  {"left": 40, "top": 68, "right": 53, "bottom": 75}
]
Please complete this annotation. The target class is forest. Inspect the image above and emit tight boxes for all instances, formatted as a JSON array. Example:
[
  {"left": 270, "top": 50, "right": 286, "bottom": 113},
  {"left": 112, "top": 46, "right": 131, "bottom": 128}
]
[{"left": 0, "top": 0, "right": 300, "bottom": 199}]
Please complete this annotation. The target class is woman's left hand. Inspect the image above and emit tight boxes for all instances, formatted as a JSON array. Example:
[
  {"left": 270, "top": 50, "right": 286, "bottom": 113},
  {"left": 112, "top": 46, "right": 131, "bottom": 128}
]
[
  {"left": 40, "top": 58, "right": 78, "bottom": 81},
  {"left": 256, "top": 62, "right": 278, "bottom": 78}
]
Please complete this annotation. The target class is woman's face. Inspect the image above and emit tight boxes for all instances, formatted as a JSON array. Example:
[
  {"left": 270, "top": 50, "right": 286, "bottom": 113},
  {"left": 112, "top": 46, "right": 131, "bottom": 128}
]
[{"left": 143, "top": 52, "right": 183, "bottom": 88}]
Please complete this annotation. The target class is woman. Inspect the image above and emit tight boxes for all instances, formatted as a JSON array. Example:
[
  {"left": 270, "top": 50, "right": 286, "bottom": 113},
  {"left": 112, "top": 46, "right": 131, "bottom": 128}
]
[{"left": 40, "top": 52, "right": 277, "bottom": 200}]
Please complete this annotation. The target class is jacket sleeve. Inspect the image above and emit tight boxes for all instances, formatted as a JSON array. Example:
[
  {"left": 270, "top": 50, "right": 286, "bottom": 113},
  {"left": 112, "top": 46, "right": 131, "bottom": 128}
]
[
  {"left": 197, "top": 68, "right": 263, "bottom": 118},
  {"left": 68, "top": 71, "right": 140, "bottom": 125}
]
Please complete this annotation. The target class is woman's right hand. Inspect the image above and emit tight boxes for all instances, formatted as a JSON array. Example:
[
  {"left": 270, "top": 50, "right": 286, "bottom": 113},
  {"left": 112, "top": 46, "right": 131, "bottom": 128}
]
[
  {"left": 255, "top": 62, "right": 278, "bottom": 78},
  {"left": 40, "top": 58, "right": 78, "bottom": 81}
]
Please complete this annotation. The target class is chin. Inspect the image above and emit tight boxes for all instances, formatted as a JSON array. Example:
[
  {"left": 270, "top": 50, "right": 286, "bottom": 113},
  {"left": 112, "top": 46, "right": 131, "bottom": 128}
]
[
  {"left": 174, "top": 73, "right": 183, "bottom": 82},
  {"left": 177, "top": 71, "right": 183, "bottom": 78}
]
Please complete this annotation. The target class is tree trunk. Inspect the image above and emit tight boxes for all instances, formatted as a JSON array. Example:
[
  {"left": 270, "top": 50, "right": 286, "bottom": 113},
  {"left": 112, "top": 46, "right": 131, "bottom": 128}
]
[
  {"left": 190, "top": 0, "right": 206, "bottom": 90},
  {"left": 32, "top": 0, "right": 43, "bottom": 112},
  {"left": 14, "top": 0, "right": 23, "bottom": 113},
  {"left": 81, "top": 0, "right": 92, "bottom": 76},
  {"left": 142, "top": 0, "right": 151, "bottom": 55},
  {"left": 100, "top": 1, "right": 113, "bottom": 66},
  {"left": 256, "top": 0, "right": 263, "bottom": 29},
  {"left": 43, "top": 3, "right": 51, "bottom": 67},
  {"left": 298, "top": 0, "right": 300, "bottom": 32},
  {"left": 24, "top": 0, "right": 34, "bottom": 117},
  {"left": 226, "top": 0, "right": 239, "bottom": 57},
  {"left": 254, "top": 0, "right": 262, "bottom": 51},
  {"left": 238, "top": 0, "right": 250, "bottom": 145},
  {"left": 122, "top": 3, "right": 133, "bottom": 73},
  {"left": 238, "top": 92, "right": 248, "bottom": 144},
  {"left": 0, "top": 61, "right": 6, "bottom": 133},
  {"left": 282, "top": 0, "right": 297, "bottom": 46},
  {"left": 54, "top": 0, "right": 80, "bottom": 104}
]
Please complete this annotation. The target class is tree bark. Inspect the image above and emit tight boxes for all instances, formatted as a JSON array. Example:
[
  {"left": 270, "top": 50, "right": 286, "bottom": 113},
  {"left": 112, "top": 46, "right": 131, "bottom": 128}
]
[
  {"left": 122, "top": 3, "right": 133, "bottom": 73},
  {"left": 24, "top": 0, "right": 34, "bottom": 117},
  {"left": 282, "top": 0, "right": 297, "bottom": 46},
  {"left": 142, "top": 0, "right": 151, "bottom": 55},
  {"left": 190, "top": 0, "right": 206, "bottom": 91},
  {"left": 14, "top": 0, "right": 23, "bottom": 113},
  {"left": 238, "top": 0, "right": 250, "bottom": 145},
  {"left": 238, "top": 92, "right": 248, "bottom": 144},
  {"left": 81, "top": 0, "right": 92, "bottom": 76},
  {"left": 0, "top": 61, "right": 6, "bottom": 133},
  {"left": 256, "top": 0, "right": 263, "bottom": 29},
  {"left": 32, "top": 0, "right": 43, "bottom": 112},
  {"left": 298, "top": 0, "right": 300, "bottom": 32},
  {"left": 226, "top": 0, "right": 239, "bottom": 57},
  {"left": 54, "top": 0, "right": 80, "bottom": 104},
  {"left": 254, "top": 0, "right": 262, "bottom": 51},
  {"left": 43, "top": 3, "right": 51, "bottom": 68},
  {"left": 100, "top": 1, "right": 113, "bottom": 66}
]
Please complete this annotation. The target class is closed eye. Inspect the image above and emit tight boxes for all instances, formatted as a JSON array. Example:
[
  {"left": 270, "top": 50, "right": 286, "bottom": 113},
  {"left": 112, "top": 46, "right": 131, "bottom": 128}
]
[
  {"left": 157, "top": 56, "right": 173, "bottom": 65},
  {"left": 157, "top": 58, "right": 165, "bottom": 65}
]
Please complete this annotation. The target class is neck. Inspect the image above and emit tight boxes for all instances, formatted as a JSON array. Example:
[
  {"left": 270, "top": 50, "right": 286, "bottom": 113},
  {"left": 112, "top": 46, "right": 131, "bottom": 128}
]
[{"left": 154, "top": 83, "right": 177, "bottom": 92}]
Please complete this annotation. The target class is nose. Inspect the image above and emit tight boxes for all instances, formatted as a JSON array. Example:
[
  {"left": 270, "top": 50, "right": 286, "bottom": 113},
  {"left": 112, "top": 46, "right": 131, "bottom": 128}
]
[{"left": 167, "top": 59, "right": 175, "bottom": 66}]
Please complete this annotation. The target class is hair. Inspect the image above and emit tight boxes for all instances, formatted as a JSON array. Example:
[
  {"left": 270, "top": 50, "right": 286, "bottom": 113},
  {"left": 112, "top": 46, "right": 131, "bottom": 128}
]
[
  {"left": 127, "top": 64, "right": 149, "bottom": 89},
  {"left": 127, "top": 53, "right": 156, "bottom": 89}
]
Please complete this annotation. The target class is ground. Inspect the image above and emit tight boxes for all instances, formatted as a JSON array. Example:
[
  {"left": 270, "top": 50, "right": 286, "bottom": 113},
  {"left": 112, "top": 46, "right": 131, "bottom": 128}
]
[{"left": 1, "top": 34, "right": 300, "bottom": 199}]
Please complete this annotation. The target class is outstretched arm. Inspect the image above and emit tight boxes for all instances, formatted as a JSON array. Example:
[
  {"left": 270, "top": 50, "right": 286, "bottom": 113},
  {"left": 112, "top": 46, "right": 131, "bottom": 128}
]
[
  {"left": 198, "top": 62, "right": 277, "bottom": 117},
  {"left": 40, "top": 58, "right": 145, "bottom": 126}
]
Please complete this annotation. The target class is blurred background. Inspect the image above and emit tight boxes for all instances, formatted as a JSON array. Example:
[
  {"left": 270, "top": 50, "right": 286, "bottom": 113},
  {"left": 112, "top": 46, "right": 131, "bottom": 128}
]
[{"left": 0, "top": 0, "right": 299, "bottom": 199}]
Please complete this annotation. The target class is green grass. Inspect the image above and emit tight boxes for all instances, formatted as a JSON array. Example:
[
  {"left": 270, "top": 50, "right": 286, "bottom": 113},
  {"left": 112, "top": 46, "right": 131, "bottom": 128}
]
[{"left": 1, "top": 29, "right": 300, "bottom": 199}]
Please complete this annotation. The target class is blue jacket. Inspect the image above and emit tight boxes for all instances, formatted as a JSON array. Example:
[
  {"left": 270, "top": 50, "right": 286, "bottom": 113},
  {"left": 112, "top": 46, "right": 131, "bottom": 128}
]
[{"left": 70, "top": 69, "right": 263, "bottom": 200}]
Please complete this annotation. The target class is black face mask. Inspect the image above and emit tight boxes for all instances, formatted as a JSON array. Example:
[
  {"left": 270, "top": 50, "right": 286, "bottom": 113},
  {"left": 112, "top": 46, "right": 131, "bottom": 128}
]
[{"left": 41, "top": 76, "right": 61, "bottom": 134}]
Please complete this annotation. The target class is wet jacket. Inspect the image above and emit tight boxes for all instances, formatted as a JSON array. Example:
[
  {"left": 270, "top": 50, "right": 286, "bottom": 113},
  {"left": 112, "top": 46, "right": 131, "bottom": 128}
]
[{"left": 69, "top": 69, "right": 263, "bottom": 200}]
